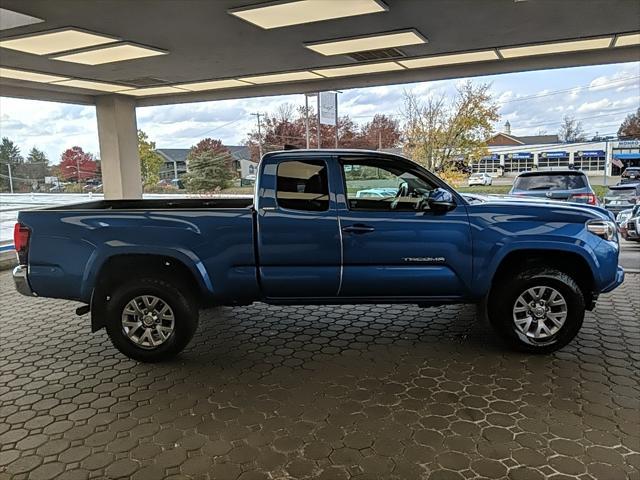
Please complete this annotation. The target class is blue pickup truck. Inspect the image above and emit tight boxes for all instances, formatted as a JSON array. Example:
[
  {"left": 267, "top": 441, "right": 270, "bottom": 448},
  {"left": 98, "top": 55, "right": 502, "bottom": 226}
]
[{"left": 13, "top": 150, "right": 624, "bottom": 362}]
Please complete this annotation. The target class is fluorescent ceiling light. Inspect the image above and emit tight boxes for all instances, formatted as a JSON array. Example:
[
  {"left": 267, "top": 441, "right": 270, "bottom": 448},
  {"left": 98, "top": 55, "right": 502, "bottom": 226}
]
[
  {"left": 240, "top": 71, "right": 322, "bottom": 84},
  {"left": 399, "top": 50, "right": 499, "bottom": 69},
  {"left": 230, "top": 0, "right": 387, "bottom": 29},
  {"left": 53, "top": 79, "right": 131, "bottom": 92},
  {"left": 0, "top": 8, "right": 44, "bottom": 31},
  {"left": 0, "top": 28, "right": 117, "bottom": 55},
  {"left": 313, "top": 61, "right": 403, "bottom": 77},
  {"left": 614, "top": 32, "right": 640, "bottom": 47},
  {"left": 0, "top": 67, "right": 68, "bottom": 83},
  {"left": 306, "top": 30, "right": 426, "bottom": 56},
  {"left": 179, "top": 79, "right": 251, "bottom": 91},
  {"left": 120, "top": 86, "right": 188, "bottom": 96},
  {"left": 52, "top": 42, "right": 167, "bottom": 65},
  {"left": 499, "top": 37, "right": 612, "bottom": 58}
]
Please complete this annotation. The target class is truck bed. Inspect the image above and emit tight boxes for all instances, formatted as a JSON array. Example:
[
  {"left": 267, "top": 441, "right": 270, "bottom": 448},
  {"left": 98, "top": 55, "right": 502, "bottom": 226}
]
[{"left": 45, "top": 198, "right": 254, "bottom": 210}]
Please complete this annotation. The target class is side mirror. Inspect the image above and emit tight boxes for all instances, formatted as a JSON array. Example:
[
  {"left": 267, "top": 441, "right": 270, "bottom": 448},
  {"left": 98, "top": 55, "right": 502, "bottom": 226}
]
[{"left": 427, "top": 188, "right": 456, "bottom": 212}]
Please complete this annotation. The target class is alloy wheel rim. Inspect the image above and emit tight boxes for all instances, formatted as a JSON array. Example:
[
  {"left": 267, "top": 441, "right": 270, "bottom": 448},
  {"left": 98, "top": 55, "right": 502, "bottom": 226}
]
[
  {"left": 121, "top": 295, "right": 175, "bottom": 349},
  {"left": 512, "top": 286, "right": 567, "bottom": 340}
]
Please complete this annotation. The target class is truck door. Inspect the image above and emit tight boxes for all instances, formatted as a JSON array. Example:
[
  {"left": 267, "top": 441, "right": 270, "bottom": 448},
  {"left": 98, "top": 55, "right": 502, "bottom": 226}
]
[
  {"left": 256, "top": 155, "right": 341, "bottom": 298},
  {"left": 336, "top": 156, "right": 472, "bottom": 299}
]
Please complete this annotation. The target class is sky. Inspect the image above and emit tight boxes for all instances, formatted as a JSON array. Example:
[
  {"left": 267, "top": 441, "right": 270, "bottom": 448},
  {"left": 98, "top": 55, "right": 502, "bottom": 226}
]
[{"left": 0, "top": 61, "right": 638, "bottom": 163}]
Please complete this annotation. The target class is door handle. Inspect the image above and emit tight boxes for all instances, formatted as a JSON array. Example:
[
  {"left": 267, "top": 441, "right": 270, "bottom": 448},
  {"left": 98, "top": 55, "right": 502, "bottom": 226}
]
[{"left": 342, "top": 224, "right": 375, "bottom": 234}]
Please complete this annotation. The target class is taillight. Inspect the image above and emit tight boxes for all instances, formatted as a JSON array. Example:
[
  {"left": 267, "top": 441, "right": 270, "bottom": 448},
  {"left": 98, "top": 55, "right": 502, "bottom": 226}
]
[
  {"left": 13, "top": 223, "right": 30, "bottom": 264},
  {"left": 569, "top": 193, "right": 598, "bottom": 205}
]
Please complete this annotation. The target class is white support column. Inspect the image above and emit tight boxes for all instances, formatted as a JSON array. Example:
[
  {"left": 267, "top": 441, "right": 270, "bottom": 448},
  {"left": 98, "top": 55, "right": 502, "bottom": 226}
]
[{"left": 95, "top": 95, "right": 142, "bottom": 199}]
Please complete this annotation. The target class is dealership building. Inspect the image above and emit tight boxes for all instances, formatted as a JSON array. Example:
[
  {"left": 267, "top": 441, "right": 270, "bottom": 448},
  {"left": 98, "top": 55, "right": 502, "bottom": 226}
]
[{"left": 471, "top": 122, "right": 640, "bottom": 177}]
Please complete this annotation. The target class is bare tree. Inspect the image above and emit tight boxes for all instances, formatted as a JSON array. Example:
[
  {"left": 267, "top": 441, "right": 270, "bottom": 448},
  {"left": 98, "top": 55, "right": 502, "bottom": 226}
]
[
  {"left": 558, "top": 115, "right": 586, "bottom": 143},
  {"left": 400, "top": 81, "right": 499, "bottom": 170}
]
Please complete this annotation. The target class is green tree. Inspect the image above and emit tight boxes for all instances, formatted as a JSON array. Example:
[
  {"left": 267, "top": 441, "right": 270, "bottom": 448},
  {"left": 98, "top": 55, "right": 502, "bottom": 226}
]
[
  {"left": 401, "top": 81, "right": 499, "bottom": 170},
  {"left": 0, "top": 137, "right": 23, "bottom": 192},
  {"left": 0, "top": 137, "right": 22, "bottom": 164},
  {"left": 138, "top": 130, "right": 163, "bottom": 186},
  {"left": 185, "top": 139, "right": 234, "bottom": 193},
  {"left": 23, "top": 147, "right": 49, "bottom": 185}
]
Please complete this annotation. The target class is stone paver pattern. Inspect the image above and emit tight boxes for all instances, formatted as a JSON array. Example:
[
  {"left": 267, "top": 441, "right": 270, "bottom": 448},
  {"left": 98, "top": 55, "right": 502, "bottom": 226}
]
[{"left": 0, "top": 270, "right": 638, "bottom": 480}]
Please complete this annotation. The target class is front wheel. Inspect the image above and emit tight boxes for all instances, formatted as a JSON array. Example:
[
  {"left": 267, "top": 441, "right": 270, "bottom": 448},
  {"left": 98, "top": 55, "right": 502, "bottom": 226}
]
[
  {"left": 487, "top": 267, "right": 585, "bottom": 353},
  {"left": 105, "top": 277, "right": 199, "bottom": 362}
]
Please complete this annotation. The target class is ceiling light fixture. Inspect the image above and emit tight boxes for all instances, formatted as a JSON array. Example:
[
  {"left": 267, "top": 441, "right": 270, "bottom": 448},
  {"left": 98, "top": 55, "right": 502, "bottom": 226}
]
[
  {"left": 52, "top": 42, "right": 168, "bottom": 65},
  {"left": 614, "top": 32, "right": 640, "bottom": 47},
  {"left": 229, "top": 0, "right": 387, "bottom": 29},
  {"left": 313, "top": 61, "right": 403, "bottom": 77},
  {"left": 53, "top": 79, "right": 131, "bottom": 92},
  {"left": 0, "top": 66, "right": 68, "bottom": 83},
  {"left": 120, "top": 86, "right": 189, "bottom": 96},
  {"left": 399, "top": 50, "right": 499, "bottom": 69},
  {"left": 240, "top": 71, "right": 322, "bottom": 84},
  {"left": 179, "top": 79, "right": 252, "bottom": 91},
  {"left": 0, "top": 27, "right": 117, "bottom": 55},
  {"left": 499, "top": 37, "right": 612, "bottom": 58},
  {"left": 306, "top": 29, "right": 427, "bottom": 56}
]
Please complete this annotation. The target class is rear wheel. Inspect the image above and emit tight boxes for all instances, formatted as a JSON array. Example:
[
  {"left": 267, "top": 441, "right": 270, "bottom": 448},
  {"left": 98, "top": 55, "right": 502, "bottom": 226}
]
[
  {"left": 105, "top": 277, "right": 198, "bottom": 362},
  {"left": 488, "top": 267, "right": 585, "bottom": 353}
]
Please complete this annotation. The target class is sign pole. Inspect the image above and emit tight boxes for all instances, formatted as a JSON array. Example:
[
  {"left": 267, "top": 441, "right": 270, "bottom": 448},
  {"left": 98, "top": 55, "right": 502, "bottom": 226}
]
[
  {"left": 316, "top": 93, "right": 321, "bottom": 149},
  {"left": 334, "top": 92, "right": 338, "bottom": 149}
]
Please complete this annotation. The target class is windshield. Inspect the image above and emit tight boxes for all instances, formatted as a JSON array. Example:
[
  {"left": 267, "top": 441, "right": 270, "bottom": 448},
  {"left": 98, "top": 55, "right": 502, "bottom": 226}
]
[
  {"left": 512, "top": 174, "right": 587, "bottom": 191},
  {"left": 606, "top": 187, "right": 636, "bottom": 198}
]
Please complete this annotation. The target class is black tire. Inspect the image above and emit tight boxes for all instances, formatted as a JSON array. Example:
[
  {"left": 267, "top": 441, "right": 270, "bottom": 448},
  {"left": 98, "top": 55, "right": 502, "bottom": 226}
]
[
  {"left": 105, "top": 277, "right": 198, "bottom": 362},
  {"left": 487, "top": 267, "right": 585, "bottom": 354}
]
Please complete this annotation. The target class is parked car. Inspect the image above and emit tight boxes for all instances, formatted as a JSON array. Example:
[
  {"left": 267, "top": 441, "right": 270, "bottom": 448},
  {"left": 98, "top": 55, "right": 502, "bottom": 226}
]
[
  {"left": 616, "top": 207, "right": 635, "bottom": 227},
  {"left": 82, "top": 182, "right": 103, "bottom": 193},
  {"left": 621, "top": 167, "right": 640, "bottom": 184},
  {"left": 13, "top": 150, "right": 623, "bottom": 362},
  {"left": 468, "top": 173, "right": 493, "bottom": 186},
  {"left": 509, "top": 170, "right": 598, "bottom": 205},
  {"left": 355, "top": 188, "right": 398, "bottom": 198},
  {"left": 602, "top": 183, "right": 640, "bottom": 215},
  {"left": 618, "top": 205, "right": 640, "bottom": 242}
]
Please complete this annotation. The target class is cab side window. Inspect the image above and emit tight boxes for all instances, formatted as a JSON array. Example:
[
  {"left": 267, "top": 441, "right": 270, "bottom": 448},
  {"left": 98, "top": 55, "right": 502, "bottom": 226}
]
[
  {"left": 276, "top": 160, "right": 329, "bottom": 211},
  {"left": 341, "top": 158, "right": 437, "bottom": 211}
]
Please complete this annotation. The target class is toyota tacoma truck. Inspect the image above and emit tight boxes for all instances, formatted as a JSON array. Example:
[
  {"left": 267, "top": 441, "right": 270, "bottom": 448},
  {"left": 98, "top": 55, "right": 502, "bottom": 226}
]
[{"left": 13, "top": 150, "right": 624, "bottom": 362}]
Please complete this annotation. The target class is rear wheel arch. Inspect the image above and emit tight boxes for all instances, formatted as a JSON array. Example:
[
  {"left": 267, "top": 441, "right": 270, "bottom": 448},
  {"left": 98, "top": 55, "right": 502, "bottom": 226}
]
[{"left": 90, "top": 254, "right": 204, "bottom": 331}]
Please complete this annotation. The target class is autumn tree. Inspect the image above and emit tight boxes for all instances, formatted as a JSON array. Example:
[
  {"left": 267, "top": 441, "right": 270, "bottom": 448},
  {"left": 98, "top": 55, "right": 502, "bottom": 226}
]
[
  {"left": 245, "top": 104, "right": 398, "bottom": 160},
  {"left": 618, "top": 108, "right": 640, "bottom": 140},
  {"left": 401, "top": 81, "right": 499, "bottom": 170},
  {"left": 138, "top": 130, "right": 164, "bottom": 187},
  {"left": 185, "top": 138, "right": 235, "bottom": 193},
  {"left": 59, "top": 146, "right": 98, "bottom": 182},
  {"left": 558, "top": 115, "right": 587, "bottom": 143},
  {"left": 359, "top": 114, "right": 402, "bottom": 150}
]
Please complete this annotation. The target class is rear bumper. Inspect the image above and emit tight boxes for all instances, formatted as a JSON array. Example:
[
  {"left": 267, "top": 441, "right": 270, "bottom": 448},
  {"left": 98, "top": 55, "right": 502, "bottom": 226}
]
[
  {"left": 601, "top": 266, "right": 625, "bottom": 293},
  {"left": 13, "top": 265, "right": 36, "bottom": 297}
]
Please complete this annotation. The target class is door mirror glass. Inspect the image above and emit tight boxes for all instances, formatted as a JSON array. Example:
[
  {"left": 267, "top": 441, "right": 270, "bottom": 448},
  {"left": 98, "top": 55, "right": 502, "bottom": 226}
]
[{"left": 426, "top": 188, "right": 456, "bottom": 212}]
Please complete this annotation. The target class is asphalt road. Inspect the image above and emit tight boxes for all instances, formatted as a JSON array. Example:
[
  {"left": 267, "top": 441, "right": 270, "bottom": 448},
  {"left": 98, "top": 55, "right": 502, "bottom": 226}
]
[{"left": 620, "top": 238, "right": 640, "bottom": 272}]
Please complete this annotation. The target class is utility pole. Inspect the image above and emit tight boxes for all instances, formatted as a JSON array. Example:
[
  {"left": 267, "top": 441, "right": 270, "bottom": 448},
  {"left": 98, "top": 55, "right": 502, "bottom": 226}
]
[
  {"left": 378, "top": 130, "right": 382, "bottom": 150},
  {"left": 7, "top": 163, "right": 14, "bottom": 194},
  {"left": 305, "top": 95, "right": 310, "bottom": 149},
  {"left": 251, "top": 112, "right": 263, "bottom": 159},
  {"left": 76, "top": 155, "right": 81, "bottom": 183}
]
